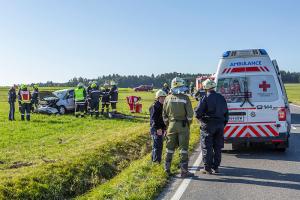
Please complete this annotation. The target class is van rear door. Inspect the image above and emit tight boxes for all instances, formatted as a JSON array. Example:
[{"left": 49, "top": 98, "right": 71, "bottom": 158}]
[
  {"left": 243, "top": 56, "right": 280, "bottom": 138},
  {"left": 216, "top": 57, "right": 249, "bottom": 138}
]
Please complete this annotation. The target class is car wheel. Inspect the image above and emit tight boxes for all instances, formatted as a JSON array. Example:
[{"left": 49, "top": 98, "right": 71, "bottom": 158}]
[{"left": 58, "top": 106, "right": 66, "bottom": 115}]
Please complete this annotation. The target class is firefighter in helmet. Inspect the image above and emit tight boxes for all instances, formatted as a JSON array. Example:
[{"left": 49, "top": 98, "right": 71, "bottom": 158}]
[
  {"left": 163, "top": 77, "right": 194, "bottom": 177},
  {"left": 18, "top": 84, "right": 32, "bottom": 121},
  {"left": 149, "top": 89, "right": 167, "bottom": 163},
  {"left": 74, "top": 82, "right": 87, "bottom": 117},
  {"left": 109, "top": 80, "right": 118, "bottom": 113},
  {"left": 31, "top": 84, "right": 39, "bottom": 112},
  {"left": 195, "top": 79, "right": 229, "bottom": 174},
  {"left": 101, "top": 83, "right": 110, "bottom": 115},
  {"left": 90, "top": 83, "right": 101, "bottom": 118}
]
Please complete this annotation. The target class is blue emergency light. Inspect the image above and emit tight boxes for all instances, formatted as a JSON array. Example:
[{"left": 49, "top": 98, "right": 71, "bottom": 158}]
[{"left": 222, "top": 51, "right": 231, "bottom": 57}]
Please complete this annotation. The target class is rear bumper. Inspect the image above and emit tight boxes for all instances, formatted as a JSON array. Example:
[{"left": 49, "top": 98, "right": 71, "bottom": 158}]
[{"left": 224, "top": 132, "right": 289, "bottom": 144}]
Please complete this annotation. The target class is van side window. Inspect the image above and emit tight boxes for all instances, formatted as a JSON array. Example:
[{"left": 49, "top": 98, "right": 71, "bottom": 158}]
[{"left": 68, "top": 90, "right": 74, "bottom": 99}]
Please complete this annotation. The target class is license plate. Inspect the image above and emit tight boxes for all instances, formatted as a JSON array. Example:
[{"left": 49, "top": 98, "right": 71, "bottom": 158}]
[{"left": 229, "top": 116, "right": 244, "bottom": 122}]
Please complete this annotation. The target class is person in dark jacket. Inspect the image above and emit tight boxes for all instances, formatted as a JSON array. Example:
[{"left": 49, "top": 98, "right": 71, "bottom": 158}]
[
  {"left": 31, "top": 84, "right": 39, "bottom": 112},
  {"left": 101, "top": 83, "right": 110, "bottom": 115},
  {"left": 90, "top": 83, "right": 102, "bottom": 118},
  {"left": 149, "top": 89, "right": 167, "bottom": 163},
  {"left": 86, "top": 81, "right": 93, "bottom": 114},
  {"left": 109, "top": 81, "right": 118, "bottom": 113},
  {"left": 18, "top": 84, "right": 32, "bottom": 121},
  {"left": 8, "top": 85, "right": 17, "bottom": 121},
  {"left": 194, "top": 79, "right": 229, "bottom": 174},
  {"left": 162, "top": 83, "right": 170, "bottom": 94}
]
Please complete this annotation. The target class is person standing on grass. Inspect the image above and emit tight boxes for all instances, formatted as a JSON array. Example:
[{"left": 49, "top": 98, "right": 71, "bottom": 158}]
[
  {"left": 163, "top": 77, "right": 194, "bottom": 178},
  {"left": 90, "top": 83, "right": 101, "bottom": 118},
  {"left": 8, "top": 85, "right": 17, "bottom": 121},
  {"left": 195, "top": 79, "right": 229, "bottom": 174},
  {"left": 74, "top": 82, "right": 87, "bottom": 118},
  {"left": 31, "top": 84, "right": 39, "bottom": 112},
  {"left": 18, "top": 84, "right": 32, "bottom": 121},
  {"left": 109, "top": 80, "right": 118, "bottom": 113},
  {"left": 101, "top": 83, "right": 110, "bottom": 115},
  {"left": 149, "top": 89, "right": 167, "bottom": 163}
]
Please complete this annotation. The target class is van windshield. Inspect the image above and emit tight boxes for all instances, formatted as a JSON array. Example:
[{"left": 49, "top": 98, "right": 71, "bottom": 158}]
[{"left": 217, "top": 75, "right": 279, "bottom": 103}]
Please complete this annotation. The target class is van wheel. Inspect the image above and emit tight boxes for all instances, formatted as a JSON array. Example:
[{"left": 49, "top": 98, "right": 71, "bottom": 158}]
[
  {"left": 58, "top": 106, "right": 66, "bottom": 115},
  {"left": 275, "top": 139, "right": 288, "bottom": 152}
]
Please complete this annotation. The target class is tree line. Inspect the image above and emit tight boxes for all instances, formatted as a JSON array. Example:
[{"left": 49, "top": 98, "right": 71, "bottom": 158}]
[{"left": 36, "top": 71, "right": 300, "bottom": 88}]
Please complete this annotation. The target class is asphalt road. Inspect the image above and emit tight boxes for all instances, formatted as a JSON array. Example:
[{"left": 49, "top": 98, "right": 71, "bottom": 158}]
[{"left": 158, "top": 104, "right": 300, "bottom": 200}]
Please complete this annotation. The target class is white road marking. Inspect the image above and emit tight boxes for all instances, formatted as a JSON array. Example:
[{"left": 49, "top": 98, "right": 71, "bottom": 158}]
[
  {"left": 291, "top": 104, "right": 300, "bottom": 109},
  {"left": 292, "top": 126, "right": 297, "bottom": 130},
  {"left": 170, "top": 150, "right": 203, "bottom": 200}
]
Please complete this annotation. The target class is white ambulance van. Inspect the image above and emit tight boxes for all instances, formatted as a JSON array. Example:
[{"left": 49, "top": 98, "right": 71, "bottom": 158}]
[{"left": 215, "top": 49, "right": 291, "bottom": 151}]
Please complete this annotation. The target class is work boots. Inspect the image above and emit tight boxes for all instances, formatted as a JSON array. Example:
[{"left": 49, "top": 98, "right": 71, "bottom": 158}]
[
  {"left": 180, "top": 162, "right": 194, "bottom": 178},
  {"left": 26, "top": 115, "right": 30, "bottom": 121},
  {"left": 165, "top": 152, "right": 173, "bottom": 176}
]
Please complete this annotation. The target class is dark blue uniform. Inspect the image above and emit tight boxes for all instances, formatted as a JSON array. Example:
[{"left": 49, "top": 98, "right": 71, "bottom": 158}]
[
  {"left": 195, "top": 90, "right": 229, "bottom": 171},
  {"left": 31, "top": 88, "right": 39, "bottom": 112},
  {"left": 90, "top": 88, "right": 102, "bottom": 117},
  {"left": 8, "top": 87, "right": 16, "bottom": 120},
  {"left": 101, "top": 88, "right": 110, "bottom": 114},
  {"left": 109, "top": 85, "right": 118, "bottom": 113},
  {"left": 149, "top": 100, "right": 166, "bottom": 163}
]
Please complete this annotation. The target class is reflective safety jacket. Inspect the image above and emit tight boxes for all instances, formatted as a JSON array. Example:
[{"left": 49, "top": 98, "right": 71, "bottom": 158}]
[
  {"left": 18, "top": 89, "right": 31, "bottom": 104},
  {"left": 74, "top": 87, "right": 86, "bottom": 102}
]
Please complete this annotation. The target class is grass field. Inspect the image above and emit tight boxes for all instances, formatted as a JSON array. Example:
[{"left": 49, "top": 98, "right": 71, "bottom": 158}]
[
  {"left": 0, "top": 83, "right": 298, "bottom": 199},
  {"left": 285, "top": 83, "right": 300, "bottom": 105}
]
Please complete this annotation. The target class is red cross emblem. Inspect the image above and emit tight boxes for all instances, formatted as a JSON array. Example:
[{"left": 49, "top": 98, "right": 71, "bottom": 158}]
[{"left": 259, "top": 81, "right": 270, "bottom": 92}]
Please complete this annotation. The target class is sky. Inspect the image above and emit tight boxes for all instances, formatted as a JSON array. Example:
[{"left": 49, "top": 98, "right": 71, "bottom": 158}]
[{"left": 0, "top": 0, "right": 299, "bottom": 85}]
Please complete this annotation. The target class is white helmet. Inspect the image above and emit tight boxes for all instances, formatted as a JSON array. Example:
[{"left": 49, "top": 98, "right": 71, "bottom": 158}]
[
  {"left": 155, "top": 89, "right": 167, "bottom": 98},
  {"left": 77, "top": 82, "right": 84, "bottom": 88},
  {"left": 110, "top": 81, "right": 116, "bottom": 86},
  {"left": 202, "top": 79, "right": 216, "bottom": 90},
  {"left": 171, "top": 77, "right": 185, "bottom": 89}
]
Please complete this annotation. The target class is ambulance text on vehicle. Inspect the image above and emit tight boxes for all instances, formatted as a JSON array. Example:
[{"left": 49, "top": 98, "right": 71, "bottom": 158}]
[{"left": 215, "top": 49, "right": 291, "bottom": 150}]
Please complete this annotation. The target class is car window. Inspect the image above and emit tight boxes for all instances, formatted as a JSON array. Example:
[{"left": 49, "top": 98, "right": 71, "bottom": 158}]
[
  {"left": 68, "top": 90, "right": 74, "bottom": 98},
  {"left": 216, "top": 77, "right": 247, "bottom": 103},
  {"left": 247, "top": 75, "right": 279, "bottom": 102},
  {"left": 53, "top": 91, "right": 66, "bottom": 99}
]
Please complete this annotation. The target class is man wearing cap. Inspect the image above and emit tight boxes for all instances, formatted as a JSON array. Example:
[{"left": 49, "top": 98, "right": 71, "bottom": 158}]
[
  {"left": 195, "top": 79, "right": 229, "bottom": 174},
  {"left": 149, "top": 89, "right": 167, "bottom": 163},
  {"left": 163, "top": 77, "right": 194, "bottom": 178}
]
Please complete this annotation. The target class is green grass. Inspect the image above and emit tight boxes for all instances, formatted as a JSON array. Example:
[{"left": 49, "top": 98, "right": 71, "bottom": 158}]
[
  {"left": 76, "top": 124, "right": 200, "bottom": 200},
  {"left": 1, "top": 83, "right": 297, "bottom": 199},
  {"left": 285, "top": 83, "right": 300, "bottom": 105},
  {"left": 0, "top": 87, "right": 157, "bottom": 199}
]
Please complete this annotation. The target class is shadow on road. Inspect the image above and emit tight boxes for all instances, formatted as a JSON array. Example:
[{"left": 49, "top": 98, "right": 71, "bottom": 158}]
[
  {"left": 192, "top": 165, "right": 300, "bottom": 191},
  {"left": 291, "top": 113, "right": 300, "bottom": 125},
  {"left": 222, "top": 133, "right": 300, "bottom": 163}
]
